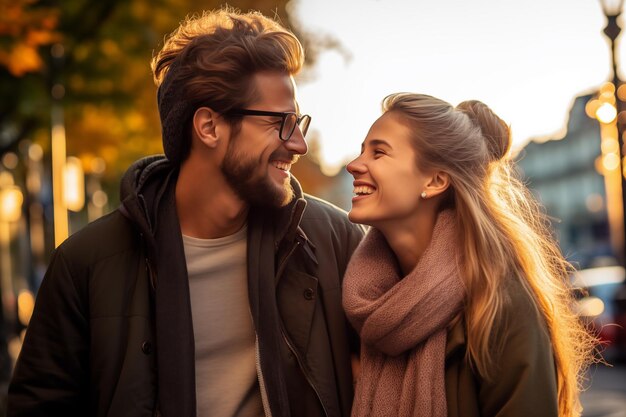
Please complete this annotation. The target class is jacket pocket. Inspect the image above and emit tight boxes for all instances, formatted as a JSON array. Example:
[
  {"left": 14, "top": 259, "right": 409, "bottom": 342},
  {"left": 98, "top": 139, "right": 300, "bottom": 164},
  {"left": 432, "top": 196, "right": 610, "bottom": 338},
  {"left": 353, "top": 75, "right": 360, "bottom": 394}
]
[{"left": 277, "top": 269, "right": 319, "bottom": 354}]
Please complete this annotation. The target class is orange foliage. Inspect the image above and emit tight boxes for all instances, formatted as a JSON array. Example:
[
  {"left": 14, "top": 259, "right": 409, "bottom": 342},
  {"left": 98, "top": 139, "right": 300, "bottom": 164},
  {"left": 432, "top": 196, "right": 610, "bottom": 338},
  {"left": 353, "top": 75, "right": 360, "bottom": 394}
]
[{"left": 0, "top": 0, "right": 61, "bottom": 76}]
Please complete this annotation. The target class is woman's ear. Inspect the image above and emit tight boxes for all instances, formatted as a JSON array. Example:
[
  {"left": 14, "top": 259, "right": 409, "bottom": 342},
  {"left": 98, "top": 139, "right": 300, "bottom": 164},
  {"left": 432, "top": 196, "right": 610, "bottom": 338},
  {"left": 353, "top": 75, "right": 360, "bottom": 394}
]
[
  {"left": 192, "top": 107, "right": 221, "bottom": 148},
  {"left": 423, "top": 171, "right": 450, "bottom": 198}
]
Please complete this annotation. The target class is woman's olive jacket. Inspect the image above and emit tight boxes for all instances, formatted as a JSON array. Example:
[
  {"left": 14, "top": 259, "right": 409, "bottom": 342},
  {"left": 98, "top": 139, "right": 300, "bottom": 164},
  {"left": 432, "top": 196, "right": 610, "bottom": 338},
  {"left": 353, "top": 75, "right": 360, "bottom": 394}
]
[
  {"left": 445, "top": 278, "right": 559, "bottom": 417},
  {"left": 8, "top": 156, "right": 365, "bottom": 417}
]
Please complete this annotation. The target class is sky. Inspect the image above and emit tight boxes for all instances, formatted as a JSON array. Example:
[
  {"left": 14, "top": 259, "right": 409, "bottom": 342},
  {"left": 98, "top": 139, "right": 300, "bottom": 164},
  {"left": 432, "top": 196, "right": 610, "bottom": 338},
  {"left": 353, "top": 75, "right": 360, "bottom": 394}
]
[{"left": 288, "top": 0, "right": 619, "bottom": 175}]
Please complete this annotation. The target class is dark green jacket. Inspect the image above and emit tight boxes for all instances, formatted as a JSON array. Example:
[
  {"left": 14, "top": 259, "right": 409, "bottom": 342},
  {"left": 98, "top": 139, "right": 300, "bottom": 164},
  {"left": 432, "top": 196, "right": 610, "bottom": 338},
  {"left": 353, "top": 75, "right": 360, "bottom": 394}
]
[
  {"left": 8, "top": 156, "right": 364, "bottom": 417},
  {"left": 445, "top": 278, "right": 559, "bottom": 417}
]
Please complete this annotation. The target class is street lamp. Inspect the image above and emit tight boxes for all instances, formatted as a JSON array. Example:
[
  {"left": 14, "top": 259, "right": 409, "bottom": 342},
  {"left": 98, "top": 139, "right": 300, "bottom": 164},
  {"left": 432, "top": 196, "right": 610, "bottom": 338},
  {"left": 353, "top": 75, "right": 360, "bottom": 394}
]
[
  {"left": 600, "top": 0, "right": 626, "bottom": 264},
  {"left": 600, "top": 0, "right": 624, "bottom": 85}
]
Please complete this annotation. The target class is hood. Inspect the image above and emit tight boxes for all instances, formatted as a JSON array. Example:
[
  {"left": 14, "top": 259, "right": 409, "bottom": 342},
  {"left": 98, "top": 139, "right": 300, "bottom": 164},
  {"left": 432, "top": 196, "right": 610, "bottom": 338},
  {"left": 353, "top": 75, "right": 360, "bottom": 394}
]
[{"left": 119, "top": 155, "right": 177, "bottom": 243}]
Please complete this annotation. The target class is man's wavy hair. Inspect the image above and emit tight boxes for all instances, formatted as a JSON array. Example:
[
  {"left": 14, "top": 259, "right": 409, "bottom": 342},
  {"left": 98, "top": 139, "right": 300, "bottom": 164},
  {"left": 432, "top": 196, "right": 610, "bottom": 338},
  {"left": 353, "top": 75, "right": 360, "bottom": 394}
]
[{"left": 151, "top": 7, "right": 304, "bottom": 162}]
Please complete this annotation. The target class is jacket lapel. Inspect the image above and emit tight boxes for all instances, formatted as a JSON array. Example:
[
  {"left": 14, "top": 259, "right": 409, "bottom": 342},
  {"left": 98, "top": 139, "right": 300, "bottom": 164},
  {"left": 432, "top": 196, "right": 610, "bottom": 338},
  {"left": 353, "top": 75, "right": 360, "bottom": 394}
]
[
  {"left": 152, "top": 177, "right": 197, "bottom": 417},
  {"left": 247, "top": 208, "right": 291, "bottom": 417}
]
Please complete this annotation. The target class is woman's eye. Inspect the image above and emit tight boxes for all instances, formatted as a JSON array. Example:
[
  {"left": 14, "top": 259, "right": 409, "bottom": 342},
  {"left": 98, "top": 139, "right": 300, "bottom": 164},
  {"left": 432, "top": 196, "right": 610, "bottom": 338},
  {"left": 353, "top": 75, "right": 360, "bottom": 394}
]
[{"left": 373, "top": 149, "right": 386, "bottom": 157}]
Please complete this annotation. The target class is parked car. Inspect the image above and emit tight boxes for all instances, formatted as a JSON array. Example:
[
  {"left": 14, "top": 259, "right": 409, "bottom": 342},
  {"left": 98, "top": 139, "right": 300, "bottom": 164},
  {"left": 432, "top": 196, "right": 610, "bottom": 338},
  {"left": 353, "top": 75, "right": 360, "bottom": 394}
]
[{"left": 572, "top": 266, "right": 626, "bottom": 362}]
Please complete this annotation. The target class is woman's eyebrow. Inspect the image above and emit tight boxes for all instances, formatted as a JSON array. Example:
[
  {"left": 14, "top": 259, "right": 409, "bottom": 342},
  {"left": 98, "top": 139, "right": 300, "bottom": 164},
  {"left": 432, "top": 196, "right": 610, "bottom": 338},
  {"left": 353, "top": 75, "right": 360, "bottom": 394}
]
[{"left": 367, "top": 139, "right": 392, "bottom": 148}]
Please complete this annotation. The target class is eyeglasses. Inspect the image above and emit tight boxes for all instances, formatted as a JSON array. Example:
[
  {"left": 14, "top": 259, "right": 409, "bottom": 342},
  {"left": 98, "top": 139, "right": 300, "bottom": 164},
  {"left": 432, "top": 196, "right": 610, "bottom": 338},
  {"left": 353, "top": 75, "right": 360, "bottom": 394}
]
[{"left": 226, "top": 109, "right": 311, "bottom": 142}]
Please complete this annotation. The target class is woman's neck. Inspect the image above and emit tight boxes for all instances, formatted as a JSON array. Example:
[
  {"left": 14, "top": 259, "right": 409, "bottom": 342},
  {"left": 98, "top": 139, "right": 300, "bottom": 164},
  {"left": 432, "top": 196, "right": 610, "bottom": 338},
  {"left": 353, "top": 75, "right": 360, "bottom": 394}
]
[{"left": 378, "top": 210, "right": 439, "bottom": 275}]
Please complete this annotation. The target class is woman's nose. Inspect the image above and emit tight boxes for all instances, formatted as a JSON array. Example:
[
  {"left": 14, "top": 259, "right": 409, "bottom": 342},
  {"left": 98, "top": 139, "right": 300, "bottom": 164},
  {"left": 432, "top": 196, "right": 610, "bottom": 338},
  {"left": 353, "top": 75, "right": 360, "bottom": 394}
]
[{"left": 346, "top": 156, "right": 366, "bottom": 176}]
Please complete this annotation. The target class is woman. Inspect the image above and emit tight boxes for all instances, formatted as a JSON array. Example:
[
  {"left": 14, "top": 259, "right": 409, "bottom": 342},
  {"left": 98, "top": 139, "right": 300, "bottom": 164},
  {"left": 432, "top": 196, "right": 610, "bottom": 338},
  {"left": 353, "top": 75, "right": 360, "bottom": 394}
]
[{"left": 343, "top": 93, "right": 597, "bottom": 417}]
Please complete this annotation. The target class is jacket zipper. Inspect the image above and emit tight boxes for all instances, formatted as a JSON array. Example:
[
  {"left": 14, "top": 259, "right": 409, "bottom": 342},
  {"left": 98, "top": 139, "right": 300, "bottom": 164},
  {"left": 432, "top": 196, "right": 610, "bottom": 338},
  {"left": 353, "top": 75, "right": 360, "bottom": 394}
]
[
  {"left": 281, "top": 327, "right": 329, "bottom": 417},
  {"left": 253, "top": 237, "right": 298, "bottom": 417},
  {"left": 255, "top": 336, "right": 274, "bottom": 417},
  {"left": 251, "top": 238, "right": 301, "bottom": 417},
  {"left": 275, "top": 238, "right": 329, "bottom": 417}
]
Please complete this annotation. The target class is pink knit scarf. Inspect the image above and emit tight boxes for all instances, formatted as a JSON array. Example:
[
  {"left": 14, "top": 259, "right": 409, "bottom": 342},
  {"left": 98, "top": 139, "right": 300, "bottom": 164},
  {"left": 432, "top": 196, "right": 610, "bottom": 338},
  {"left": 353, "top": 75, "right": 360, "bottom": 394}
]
[{"left": 343, "top": 211, "right": 465, "bottom": 417}]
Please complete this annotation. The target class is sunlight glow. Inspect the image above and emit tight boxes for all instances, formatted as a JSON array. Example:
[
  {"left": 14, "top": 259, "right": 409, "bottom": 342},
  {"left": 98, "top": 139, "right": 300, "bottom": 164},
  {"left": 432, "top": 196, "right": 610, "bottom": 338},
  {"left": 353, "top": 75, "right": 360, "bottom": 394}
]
[{"left": 292, "top": 0, "right": 618, "bottom": 173}]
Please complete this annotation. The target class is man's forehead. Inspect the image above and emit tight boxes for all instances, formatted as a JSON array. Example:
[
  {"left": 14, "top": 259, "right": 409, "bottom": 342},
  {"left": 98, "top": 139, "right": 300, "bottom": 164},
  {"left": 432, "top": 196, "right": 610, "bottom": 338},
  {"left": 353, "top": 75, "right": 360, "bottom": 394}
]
[
  {"left": 248, "top": 72, "right": 298, "bottom": 112},
  {"left": 252, "top": 72, "right": 295, "bottom": 92}
]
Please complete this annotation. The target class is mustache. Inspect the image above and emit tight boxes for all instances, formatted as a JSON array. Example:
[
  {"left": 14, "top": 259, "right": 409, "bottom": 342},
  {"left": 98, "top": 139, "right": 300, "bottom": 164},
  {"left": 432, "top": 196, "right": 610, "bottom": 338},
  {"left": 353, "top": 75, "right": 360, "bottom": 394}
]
[{"left": 269, "top": 152, "right": 300, "bottom": 165}]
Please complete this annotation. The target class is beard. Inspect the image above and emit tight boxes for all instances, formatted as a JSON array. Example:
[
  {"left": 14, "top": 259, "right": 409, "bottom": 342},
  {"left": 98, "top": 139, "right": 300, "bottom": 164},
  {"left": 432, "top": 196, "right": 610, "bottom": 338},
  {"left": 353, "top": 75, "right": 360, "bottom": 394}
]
[{"left": 221, "top": 140, "right": 295, "bottom": 208}]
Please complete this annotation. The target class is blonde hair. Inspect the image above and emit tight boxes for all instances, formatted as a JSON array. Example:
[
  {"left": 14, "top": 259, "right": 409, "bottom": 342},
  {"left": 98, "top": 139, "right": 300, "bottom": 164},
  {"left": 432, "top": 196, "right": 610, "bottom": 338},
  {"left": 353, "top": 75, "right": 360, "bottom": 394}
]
[{"left": 382, "top": 93, "right": 597, "bottom": 417}]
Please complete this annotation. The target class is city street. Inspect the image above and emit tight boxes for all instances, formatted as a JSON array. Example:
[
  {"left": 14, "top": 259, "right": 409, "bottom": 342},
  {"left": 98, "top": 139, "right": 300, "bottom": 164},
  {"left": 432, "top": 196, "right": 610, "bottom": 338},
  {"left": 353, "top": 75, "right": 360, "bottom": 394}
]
[{"left": 582, "top": 363, "right": 626, "bottom": 417}]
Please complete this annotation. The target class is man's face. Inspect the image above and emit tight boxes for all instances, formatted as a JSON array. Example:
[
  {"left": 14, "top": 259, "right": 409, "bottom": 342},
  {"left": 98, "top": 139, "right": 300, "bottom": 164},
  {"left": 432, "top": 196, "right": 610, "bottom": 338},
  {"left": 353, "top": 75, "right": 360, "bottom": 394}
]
[{"left": 221, "top": 72, "right": 308, "bottom": 207}]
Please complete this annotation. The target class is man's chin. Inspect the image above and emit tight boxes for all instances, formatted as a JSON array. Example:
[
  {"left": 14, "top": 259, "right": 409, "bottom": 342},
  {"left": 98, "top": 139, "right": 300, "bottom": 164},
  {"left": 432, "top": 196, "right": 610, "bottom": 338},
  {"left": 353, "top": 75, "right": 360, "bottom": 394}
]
[
  {"left": 268, "top": 174, "right": 294, "bottom": 205},
  {"left": 247, "top": 178, "right": 294, "bottom": 208},
  {"left": 270, "top": 181, "right": 294, "bottom": 207}
]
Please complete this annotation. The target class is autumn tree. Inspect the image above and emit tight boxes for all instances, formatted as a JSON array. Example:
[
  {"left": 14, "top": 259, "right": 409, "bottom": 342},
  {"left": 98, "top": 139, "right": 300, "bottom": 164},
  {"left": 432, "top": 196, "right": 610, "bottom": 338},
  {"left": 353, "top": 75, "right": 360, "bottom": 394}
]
[{"left": 0, "top": 0, "right": 324, "bottom": 184}]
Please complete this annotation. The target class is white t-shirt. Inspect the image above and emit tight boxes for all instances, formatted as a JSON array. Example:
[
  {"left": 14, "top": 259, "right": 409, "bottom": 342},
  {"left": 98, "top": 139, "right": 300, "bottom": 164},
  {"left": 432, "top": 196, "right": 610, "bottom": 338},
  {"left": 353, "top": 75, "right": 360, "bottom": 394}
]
[{"left": 183, "top": 225, "right": 264, "bottom": 417}]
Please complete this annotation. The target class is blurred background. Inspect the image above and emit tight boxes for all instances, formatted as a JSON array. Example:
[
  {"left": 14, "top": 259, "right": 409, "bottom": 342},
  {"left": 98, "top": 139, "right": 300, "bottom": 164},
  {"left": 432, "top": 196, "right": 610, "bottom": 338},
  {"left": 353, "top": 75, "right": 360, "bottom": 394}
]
[{"left": 1, "top": 0, "right": 626, "bottom": 415}]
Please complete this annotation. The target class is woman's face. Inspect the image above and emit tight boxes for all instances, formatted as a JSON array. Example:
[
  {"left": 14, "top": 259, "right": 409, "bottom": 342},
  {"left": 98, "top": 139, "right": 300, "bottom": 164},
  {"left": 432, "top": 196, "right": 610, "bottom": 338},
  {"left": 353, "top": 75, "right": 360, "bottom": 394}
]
[{"left": 346, "top": 111, "right": 430, "bottom": 228}]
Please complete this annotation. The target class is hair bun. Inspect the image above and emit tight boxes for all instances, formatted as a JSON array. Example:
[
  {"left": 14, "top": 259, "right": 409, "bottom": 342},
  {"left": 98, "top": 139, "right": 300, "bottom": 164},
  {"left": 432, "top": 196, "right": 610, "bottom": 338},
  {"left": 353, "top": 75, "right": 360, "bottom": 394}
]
[{"left": 457, "top": 100, "right": 510, "bottom": 161}]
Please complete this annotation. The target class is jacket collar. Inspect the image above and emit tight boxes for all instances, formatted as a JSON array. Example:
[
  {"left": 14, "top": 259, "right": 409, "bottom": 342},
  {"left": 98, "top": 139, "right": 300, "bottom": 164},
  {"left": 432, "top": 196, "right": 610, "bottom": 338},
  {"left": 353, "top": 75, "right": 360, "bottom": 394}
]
[
  {"left": 119, "top": 155, "right": 310, "bottom": 250},
  {"left": 262, "top": 174, "right": 307, "bottom": 244}
]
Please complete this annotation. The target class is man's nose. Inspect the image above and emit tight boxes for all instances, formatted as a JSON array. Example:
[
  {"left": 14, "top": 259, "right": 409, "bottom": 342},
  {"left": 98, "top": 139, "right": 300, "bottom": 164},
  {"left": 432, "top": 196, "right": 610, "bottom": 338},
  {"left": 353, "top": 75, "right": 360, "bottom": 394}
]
[{"left": 284, "top": 127, "right": 308, "bottom": 155}]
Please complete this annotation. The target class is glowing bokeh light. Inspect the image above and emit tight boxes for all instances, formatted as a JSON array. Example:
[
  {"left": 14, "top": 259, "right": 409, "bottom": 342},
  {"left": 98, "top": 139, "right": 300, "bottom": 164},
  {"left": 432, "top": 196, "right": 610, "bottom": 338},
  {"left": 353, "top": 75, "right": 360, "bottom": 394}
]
[
  {"left": 0, "top": 186, "right": 23, "bottom": 223},
  {"left": 603, "top": 153, "right": 620, "bottom": 171},
  {"left": 596, "top": 102, "right": 618, "bottom": 124},
  {"left": 17, "top": 290, "right": 35, "bottom": 326},
  {"left": 64, "top": 157, "right": 85, "bottom": 212},
  {"left": 575, "top": 296, "right": 605, "bottom": 317},
  {"left": 601, "top": 138, "right": 619, "bottom": 154}
]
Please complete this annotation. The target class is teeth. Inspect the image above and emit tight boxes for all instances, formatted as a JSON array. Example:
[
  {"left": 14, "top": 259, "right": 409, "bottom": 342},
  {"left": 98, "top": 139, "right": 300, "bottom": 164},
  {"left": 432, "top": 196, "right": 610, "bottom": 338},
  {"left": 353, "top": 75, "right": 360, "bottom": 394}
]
[
  {"left": 353, "top": 186, "right": 375, "bottom": 195},
  {"left": 272, "top": 161, "right": 291, "bottom": 171}
]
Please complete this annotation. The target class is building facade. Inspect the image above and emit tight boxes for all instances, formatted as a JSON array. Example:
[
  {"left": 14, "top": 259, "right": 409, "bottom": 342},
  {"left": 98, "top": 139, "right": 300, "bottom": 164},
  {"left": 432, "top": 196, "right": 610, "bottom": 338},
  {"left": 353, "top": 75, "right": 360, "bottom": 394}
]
[{"left": 517, "top": 93, "right": 612, "bottom": 268}]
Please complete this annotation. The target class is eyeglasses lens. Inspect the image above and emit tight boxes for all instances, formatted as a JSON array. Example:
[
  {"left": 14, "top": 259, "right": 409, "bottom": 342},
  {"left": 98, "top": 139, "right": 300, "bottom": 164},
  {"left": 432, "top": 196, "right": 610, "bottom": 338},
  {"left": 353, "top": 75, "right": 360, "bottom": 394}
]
[{"left": 281, "top": 113, "right": 297, "bottom": 141}]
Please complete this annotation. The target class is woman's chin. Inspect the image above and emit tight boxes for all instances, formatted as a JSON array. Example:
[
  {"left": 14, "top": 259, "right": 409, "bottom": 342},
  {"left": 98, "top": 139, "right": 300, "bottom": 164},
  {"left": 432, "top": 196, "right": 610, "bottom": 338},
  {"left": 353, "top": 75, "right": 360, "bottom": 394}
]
[
  {"left": 348, "top": 210, "right": 373, "bottom": 226},
  {"left": 348, "top": 210, "right": 361, "bottom": 223}
]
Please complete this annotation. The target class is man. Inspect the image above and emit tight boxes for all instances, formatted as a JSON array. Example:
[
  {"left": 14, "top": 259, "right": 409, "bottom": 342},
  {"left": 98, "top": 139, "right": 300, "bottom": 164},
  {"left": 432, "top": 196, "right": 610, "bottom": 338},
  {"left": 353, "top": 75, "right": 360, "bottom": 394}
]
[{"left": 8, "top": 8, "right": 363, "bottom": 417}]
